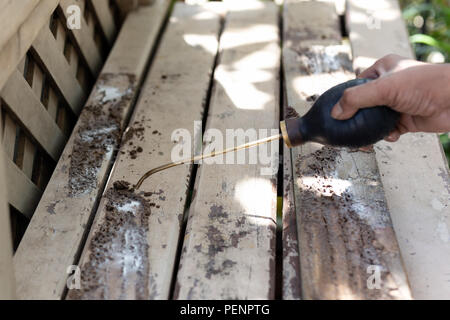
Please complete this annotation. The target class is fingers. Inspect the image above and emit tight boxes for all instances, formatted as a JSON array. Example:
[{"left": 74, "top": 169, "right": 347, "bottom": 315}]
[
  {"left": 357, "top": 54, "right": 407, "bottom": 79},
  {"left": 357, "top": 68, "right": 379, "bottom": 79},
  {"left": 331, "top": 79, "right": 389, "bottom": 120}
]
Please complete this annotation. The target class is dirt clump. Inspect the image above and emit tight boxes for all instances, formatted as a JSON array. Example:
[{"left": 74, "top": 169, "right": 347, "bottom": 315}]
[
  {"left": 67, "top": 180, "right": 152, "bottom": 300},
  {"left": 68, "top": 74, "right": 136, "bottom": 197}
]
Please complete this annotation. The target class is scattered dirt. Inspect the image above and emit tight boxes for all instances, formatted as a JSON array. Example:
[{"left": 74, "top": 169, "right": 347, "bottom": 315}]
[
  {"left": 122, "top": 126, "right": 145, "bottom": 146},
  {"left": 68, "top": 74, "right": 136, "bottom": 197},
  {"left": 67, "top": 180, "right": 152, "bottom": 300}
]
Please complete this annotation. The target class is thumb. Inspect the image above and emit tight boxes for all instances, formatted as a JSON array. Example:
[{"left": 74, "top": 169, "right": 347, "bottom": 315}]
[{"left": 331, "top": 79, "right": 389, "bottom": 120}]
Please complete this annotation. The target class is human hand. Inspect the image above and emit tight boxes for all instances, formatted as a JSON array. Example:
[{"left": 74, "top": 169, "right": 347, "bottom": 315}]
[{"left": 330, "top": 54, "right": 450, "bottom": 142}]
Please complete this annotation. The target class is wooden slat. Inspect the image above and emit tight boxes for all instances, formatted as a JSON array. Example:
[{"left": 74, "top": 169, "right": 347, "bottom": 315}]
[
  {"left": 90, "top": 0, "right": 118, "bottom": 45},
  {"left": 13, "top": 1, "right": 171, "bottom": 300},
  {"left": 174, "top": 2, "right": 280, "bottom": 300},
  {"left": 67, "top": 3, "right": 221, "bottom": 300},
  {"left": 283, "top": 0, "right": 411, "bottom": 299},
  {"left": 0, "top": 144, "right": 16, "bottom": 299},
  {"left": 0, "top": 0, "right": 40, "bottom": 52},
  {"left": 32, "top": 25, "right": 86, "bottom": 115},
  {"left": 0, "top": 0, "right": 60, "bottom": 91},
  {"left": 59, "top": 0, "right": 103, "bottom": 76},
  {"left": 3, "top": 151, "right": 42, "bottom": 219},
  {"left": 347, "top": 0, "right": 450, "bottom": 299},
  {"left": 2, "top": 70, "right": 66, "bottom": 161}
]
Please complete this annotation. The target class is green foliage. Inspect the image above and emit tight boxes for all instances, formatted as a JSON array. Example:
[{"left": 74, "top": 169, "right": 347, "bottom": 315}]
[
  {"left": 402, "top": 0, "right": 450, "bottom": 61},
  {"left": 400, "top": 0, "right": 450, "bottom": 167}
]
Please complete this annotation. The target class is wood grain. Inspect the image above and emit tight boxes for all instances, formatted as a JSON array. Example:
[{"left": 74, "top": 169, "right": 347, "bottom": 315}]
[
  {"left": 283, "top": 0, "right": 411, "bottom": 299},
  {"left": 347, "top": 0, "right": 450, "bottom": 299},
  {"left": 2, "top": 70, "right": 66, "bottom": 161},
  {"left": 174, "top": 1, "right": 280, "bottom": 300},
  {"left": 67, "top": 2, "right": 221, "bottom": 300}
]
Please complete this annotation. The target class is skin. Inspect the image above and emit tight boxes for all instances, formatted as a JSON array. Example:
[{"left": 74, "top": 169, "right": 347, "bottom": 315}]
[{"left": 331, "top": 54, "right": 450, "bottom": 142}]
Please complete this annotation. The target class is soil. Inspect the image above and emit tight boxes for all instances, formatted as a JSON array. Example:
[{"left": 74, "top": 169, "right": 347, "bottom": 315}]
[
  {"left": 67, "top": 180, "right": 152, "bottom": 300},
  {"left": 294, "top": 146, "right": 396, "bottom": 299},
  {"left": 68, "top": 73, "right": 137, "bottom": 197}
]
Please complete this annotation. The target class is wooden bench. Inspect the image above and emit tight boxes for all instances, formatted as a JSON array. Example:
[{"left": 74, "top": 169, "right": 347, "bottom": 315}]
[{"left": 1, "top": 0, "right": 449, "bottom": 300}]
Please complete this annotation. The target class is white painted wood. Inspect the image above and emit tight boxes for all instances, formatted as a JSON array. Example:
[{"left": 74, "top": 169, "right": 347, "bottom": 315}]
[
  {"left": 0, "top": 141, "right": 16, "bottom": 299},
  {"left": 347, "top": 0, "right": 450, "bottom": 299},
  {"left": 68, "top": 2, "right": 221, "bottom": 300},
  {"left": 32, "top": 25, "right": 86, "bottom": 115},
  {"left": 0, "top": 0, "right": 60, "bottom": 91},
  {"left": 91, "top": 0, "right": 118, "bottom": 45},
  {"left": 175, "top": 2, "right": 280, "bottom": 299},
  {"left": 284, "top": 0, "right": 411, "bottom": 299}
]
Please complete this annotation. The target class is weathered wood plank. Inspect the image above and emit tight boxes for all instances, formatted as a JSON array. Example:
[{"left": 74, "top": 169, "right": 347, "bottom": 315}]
[
  {"left": 0, "top": 143, "right": 16, "bottom": 299},
  {"left": 90, "top": 0, "right": 118, "bottom": 45},
  {"left": 174, "top": 2, "right": 280, "bottom": 300},
  {"left": 0, "top": 0, "right": 60, "bottom": 91},
  {"left": 347, "top": 0, "right": 450, "bottom": 299},
  {"left": 59, "top": 0, "right": 103, "bottom": 76},
  {"left": 67, "top": 2, "right": 221, "bottom": 300},
  {"left": 2, "top": 70, "right": 66, "bottom": 161},
  {"left": 283, "top": 0, "right": 411, "bottom": 299},
  {"left": 13, "top": 2, "right": 170, "bottom": 300}
]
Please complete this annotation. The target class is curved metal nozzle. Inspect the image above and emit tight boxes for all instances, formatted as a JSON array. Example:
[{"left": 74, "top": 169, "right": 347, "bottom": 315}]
[{"left": 134, "top": 133, "right": 282, "bottom": 189}]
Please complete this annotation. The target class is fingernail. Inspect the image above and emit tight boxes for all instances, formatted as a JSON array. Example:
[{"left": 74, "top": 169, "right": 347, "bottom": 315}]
[{"left": 331, "top": 103, "right": 343, "bottom": 119}]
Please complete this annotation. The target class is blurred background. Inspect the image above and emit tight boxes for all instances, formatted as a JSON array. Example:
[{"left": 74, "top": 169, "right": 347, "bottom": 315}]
[{"left": 399, "top": 0, "right": 450, "bottom": 166}]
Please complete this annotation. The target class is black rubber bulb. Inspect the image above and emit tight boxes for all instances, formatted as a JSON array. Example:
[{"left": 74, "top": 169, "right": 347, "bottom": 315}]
[{"left": 280, "top": 78, "right": 400, "bottom": 148}]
